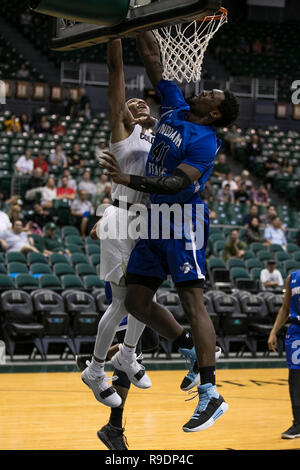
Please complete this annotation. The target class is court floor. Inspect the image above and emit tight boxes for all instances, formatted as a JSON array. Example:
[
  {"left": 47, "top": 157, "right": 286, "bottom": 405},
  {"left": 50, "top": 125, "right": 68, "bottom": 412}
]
[{"left": 0, "top": 368, "right": 299, "bottom": 450}]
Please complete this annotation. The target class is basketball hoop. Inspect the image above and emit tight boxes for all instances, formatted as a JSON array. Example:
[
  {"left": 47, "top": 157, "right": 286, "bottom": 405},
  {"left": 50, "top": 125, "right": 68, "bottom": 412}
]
[{"left": 153, "top": 7, "right": 228, "bottom": 83}]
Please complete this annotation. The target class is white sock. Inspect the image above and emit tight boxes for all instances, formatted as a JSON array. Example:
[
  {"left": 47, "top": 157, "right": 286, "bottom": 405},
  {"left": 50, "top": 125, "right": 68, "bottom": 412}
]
[
  {"left": 121, "top": 343, "right": 136, "bottom": 362},
  {"left": 89, "top": 357, "right": 105, "bottom": 377}
]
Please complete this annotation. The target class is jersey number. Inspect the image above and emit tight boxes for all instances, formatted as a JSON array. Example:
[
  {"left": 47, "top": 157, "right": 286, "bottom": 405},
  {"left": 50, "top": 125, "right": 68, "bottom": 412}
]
[
  {"left": 291, "top": 340, "right": 300, "bottom": 365},
  {"left": 152, "top": 142, "right": 169, "bottom": 165}
]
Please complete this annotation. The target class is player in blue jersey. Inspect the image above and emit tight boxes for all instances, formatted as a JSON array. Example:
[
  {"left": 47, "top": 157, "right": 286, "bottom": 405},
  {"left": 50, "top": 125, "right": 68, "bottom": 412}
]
[
  {"left": 268, "top": 270, "right": 300, "bottom": 439},
  {"left": 100, "top": 30, "right": 239, "bottom": 432}
]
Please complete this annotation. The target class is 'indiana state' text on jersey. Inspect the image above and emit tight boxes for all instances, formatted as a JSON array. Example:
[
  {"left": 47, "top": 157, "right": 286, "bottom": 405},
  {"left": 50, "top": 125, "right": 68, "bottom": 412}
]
[
  {"left": 146, "top": 80, "right": 221, "bottom": 205},
  {"left": 289, "top": 270, "right": 300, "bottom": 323}
]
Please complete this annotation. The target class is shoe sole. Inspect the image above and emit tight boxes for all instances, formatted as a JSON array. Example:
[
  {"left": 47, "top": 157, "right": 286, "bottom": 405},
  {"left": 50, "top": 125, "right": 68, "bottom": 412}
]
[
  {"left": 97, "top": 430, "right": 115, "bottom": 450},
  {"left": 81, "top": 375, "right": 122, "bottom": 408},
  {"left": 182, "top": 402, "right": 229, "bottom": 433},
  {"left": 181, "top": 373, "right": 200, "bottom": 391},
  {"left": 111, "top": 355, "right": 152, "bottom": 389},
  {"left": 281, "top": 433, "right": 300, "bottom": 439}
]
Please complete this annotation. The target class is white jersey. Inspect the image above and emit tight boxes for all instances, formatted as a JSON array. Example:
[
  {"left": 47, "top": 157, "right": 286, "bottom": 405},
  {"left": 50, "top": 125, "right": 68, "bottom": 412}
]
[{"left": 110, "top": 124, "right": 154, "bottom": 204}]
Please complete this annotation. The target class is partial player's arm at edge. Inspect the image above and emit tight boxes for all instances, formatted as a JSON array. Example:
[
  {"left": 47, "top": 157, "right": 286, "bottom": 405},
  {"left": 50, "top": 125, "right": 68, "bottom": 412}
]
[
  {"left": 136, "top": 31, "right": 163, "bottom": 88},
  {"left": 268, "top": 276, "right": 290, "bottom": 351}
]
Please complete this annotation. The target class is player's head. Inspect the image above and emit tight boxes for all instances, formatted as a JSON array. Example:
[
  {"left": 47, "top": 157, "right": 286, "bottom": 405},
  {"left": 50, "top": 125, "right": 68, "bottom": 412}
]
[
  {"left": 188, "top": 89, "right": 239, "bottom": 127},
  {"left": 126, "top": 98, "right": 150, "bottom": 118}
]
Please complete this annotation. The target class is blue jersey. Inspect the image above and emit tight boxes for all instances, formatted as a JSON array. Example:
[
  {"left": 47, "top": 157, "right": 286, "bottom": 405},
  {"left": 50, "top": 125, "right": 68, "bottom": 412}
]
[
  {"left": 146, "top": 80, "right": 221, "bottom": 205},
  {"left": 289, "top": 270, "right": 300, "bottom": 323}
]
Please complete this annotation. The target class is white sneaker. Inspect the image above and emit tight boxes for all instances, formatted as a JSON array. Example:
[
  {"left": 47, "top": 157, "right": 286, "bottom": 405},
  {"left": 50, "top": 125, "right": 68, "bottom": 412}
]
[
  {"left": 111, "top": 344, "right": 152, "bottom": 389},
  {"left": 81, "top": 362, "right": 122, "bottom": 407}
]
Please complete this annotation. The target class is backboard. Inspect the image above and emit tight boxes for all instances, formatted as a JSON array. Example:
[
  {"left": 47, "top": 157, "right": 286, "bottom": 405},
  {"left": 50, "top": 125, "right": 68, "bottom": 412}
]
[{"left": 34, "top": 0, "right": 222, "bottom": 51}]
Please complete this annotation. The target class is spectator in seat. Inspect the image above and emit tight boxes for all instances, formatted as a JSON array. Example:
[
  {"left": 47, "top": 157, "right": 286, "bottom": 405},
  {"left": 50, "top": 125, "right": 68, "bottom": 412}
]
[
  {"left": 40, "top": 177, "right": 57, "bottom": 208},
  {"left": 58, "top": 168, "right": 77, "bottom": 191},
  {"left": 8, "top": 203, "right": 25, "bottom": 225},
  {"left": 57, "top": 176, "right": 76, "bottom": 201},
  {"left": 49, "top": 145, "right": 68, "bottom": 169},
  {"left": 101, "top": 197, "right": 111, "bottom": 206},
  {"left": 42, "top": 222, "right": 71, "bottom": 258},
  {"left": 79, "top": 88, "right": 91, "bottom": 114},
  {"left": 252, "top": 39, "right": 262, "bottom": 54},
  {"left": 224, "top": 229, "right": 246, "bottom": 261},
  {"left": 264, "top": 216, "right": 287, "bottom": 250},
  {"left": 78, "top": 169, "right": 97, "bottom": 196},
  {"left": 95, "top": 139, "right": 109, "bottom": 160},
  {"left": 26, "top": 167, "right": 45, "bottom": 191},
  {"left": 19, "top": 113, "right": 32, "bottom": 133},
  {"left": 246, "top": 134, "right": 262, "bottom": 169},
  {"left": 16, "top": 63, "right": 30, "bottom": 80},
  {"left": 34, "top": 152, "right": 49, "bottom": 175},
  {"left": 52, "top": 119, "right": 66, "bottom": 136},
  {"left": 212, "top": 153, "right": 230, "bottom": 178},
  {"left": 245, "top": 217, "right": 267, "bottom": 245},
  {"left": 265, "top": 152, "right": 281, "bottom": 189},
  {"left": 95, "top": 173, "right": 109, "bottom": 195},
  {"left": 260, "top": 260, "right": 284, "bottom": 291},
  {"left": 281, "top": 157, "right": 293, "bottom": 175},
  {"left": 221, "top": 173, "right": 238, "bottom": 192},
  {"left": 234, "top": 182, "right": 250, "bottom": 205},
  {"left": 99, "top": 182, "right": 112, "bottom": 203},
  {"left": 237, "top": 170, "right": 253, "bottom": 191},
  {"left": 30, "top": 203, "right": 53, "bottom": 231},
  {"left": 200, "top": 180, "right": 216, "bottom": 204},
  {"left": 4, "top": 114, "right": 21, "bottom": 133},
  {"left": 35, "top": 115, "right": 51, "bottom": 134},
  {"left": 15, "top": 149, "right": 34, "bottom": 175},
  {"left": 260, "top": 205, "right": 278, "bottom": 227},
  {"left": 0, "top": 220, "right": 39, "bottom": 254},
  {"left": 217, "top": 183, "right": 234, "bottom": 204},
  {"left": 243, "top": 204, "right": 259, "bottom": 226},
  {"left": 67, "top": 143, "right": 83, "bottom": 168},
  {"left": 71, "top": 189, "right": 95, "bottom": 237},
  {"left": 224, "top": 124, "right": 244, "bottom": 155},
  {"left": 64, "top": 90, "right": 76, "bottom": 117},
  {"left": 253, "top": 184, "right": 269, "bottom": 207}
]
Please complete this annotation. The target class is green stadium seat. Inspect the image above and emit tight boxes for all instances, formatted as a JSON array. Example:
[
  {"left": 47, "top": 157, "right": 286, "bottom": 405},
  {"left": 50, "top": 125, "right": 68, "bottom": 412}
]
[
  {"left": 15, "top": 274, "right": 39, "bottom": 290},
  {"left": 287, "top": 243, "right": 300, "bottom": 255},
  {"left": 250, "top": 267, "right": 262, "bottom": 281},
  {"left": 257, "top": 251, "right": 273, "bottom": 263},
  {"left": 213, "top": 240, "right": 225, "bottom": 257},
  {"left": 62, "top": 226, "right": 81, "bottom": 237},
  {"left": 245, "top": 259, "right": 263, "bottom": 270},
  {"left": 71, "top": 254, "right": 89, "bottom": 266},
  {"left": 83, "top": 276, "right": 106, "bottom": 290},
  {"left": 293, "top": 252, "right": 300, "bottom": 263},
  {"left": 65, "top": 235, "right": 84, "bottom": 246},
  {"left": 89, "top": 253, "right": 100, "bottom": 267},
  {"left": 207, "top": 258, "right": 226, "bottom": 271},
  {"left": 28, "top": 252, "right": 49, "bottom": 265},
  {"left": 244, "top": 250, "right": 255, "bottom": 260},
  {"left": 30, "top": 263, "right": 52, "bottom": 278},
  {"left": 249, "top": 242, "right": 265, "bottom": 254},
  {"left": 61, "top": 275, "right": 84, "bottom": 290},
  {"left": 0, "top": 264, "right": 6, "bottom": 274},
  {"left": 275, "top": 251, "right": 290, "bottom": 263},
  {"left": 284, "top": 260, "right": 299, "bottom": 275},
  {"left": 227, "top": 259, "right": 246, "bottom": 269},
  {"left": 65, "top": 244, "right": 84, "bottom": 254},
  {"left": 49, "top": 253, "right": 70, "bottom": 265},
  {"left": 75, "top": 263, "right": 96, "bottom": 277},
  {"left": 6, "top": 252, "right": 27, "bottom": 264},
  {"left": 29, "top": 233, "right": 44, "bottom": 251},
  {"left": 39, "top": 275, "right": 62, "bottom": 290},
  {"left": 269, "top": 244, "right": 284, "bottom": 255},
  {"left": 0, "top": 253, "right": 4, "bottom": 264},
  {"left": 0, "top": 274, "right": 14, "bottom": 290},
  {"left": 86, "top": 245, "right": 100, "bottom": 256},
  {"left": 8, "top": 262, "right": 28, "bottom": 278},
  {"left": 230, "top": 267, "right": 250, "bottom": 282},
  {"left": 53, "top": 263, "right": 75, "bottom": 277}
]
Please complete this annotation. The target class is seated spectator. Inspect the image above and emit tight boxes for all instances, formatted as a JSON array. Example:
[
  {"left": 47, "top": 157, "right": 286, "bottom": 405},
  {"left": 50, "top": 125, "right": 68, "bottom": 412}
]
[
  {"left": 243, "top": 204, "right": 259, "bottom": 226},
  {"left": 78, "top": 169, "right": 97, "bottom": 196},
  {"left": 16, "top": 63, "right": 30, "bottom": 79},
  {"left": 0, "top": 220, "right": 39, "bottom": 254},
  {"left": 200, "top": 180, "right": 216, "bottom": 203},
  {"left": 281, "top": 157, "right": 293, "bottom": 175},
  {"left": 42, "top": 222, "right": 71, "bottom": 257},
  {"left": 265, "top": 152, "right": 281, "bottom": 188},
  {"left": 99, "top": 182, "right": 112, "bottom": 203},
  {"left": 15, "top": 149, "right": 34, "bottom": 175},
  {"left": 252, "top": 39, "right": 262, "bottom": 54},
  {"left": 58, "top": 169, "right": 77, "bottom": 191},
  {"left": 34, "top": 152, "right": 49, "bottom": 175},
  {"left": 71, "top": 190, "right": 95, "bottom": 237},
  {"left": 80, "top": 102, "right": 92, "bottom": 121},
  {"left": 212, "top": 153, "right": 230, "bottom": 178},
  {"left": 237, "top": 170, "right": 253, "bottom": 191},
  {"left": 95, "top": 139, "right": 109, "bottom": 160},
  {"left": 26, "top": 167, "right": 45, "bottom": 191},
  {"left": 246, "top": 134, "right": 262, "bottom": 169},
  {"left": 224, "top": 124, "right": 244, "bottom": 155},
  {"left": 260, "top": 205, "right": 278, "bottom": 227},
  {"left": 234, "top": 182, "right": 250, "bottom": 205},
  {"left": 19, "top": 113, "right": 32, "bottom": 133},
  {"left": 221, "top": 173, "right": 238, "bottom": 191},
  {"left": 52, "top": 119, "right": 66, "bottom": 136},
  {"left": 95, "top": 173, "right": 109, "bottom": 195},
  {"left": 217, "top": 183, "right": 234, "bottom": 204},
  {"left": 244, "top": 217, "right": 267, "bottom": 245},
  {"left": 49, "top": 145, "right": 68, "bottom": 168},
  {"left": 102, "top": 197, "right": 111, "bottom": 205},
  {"left": 0, "top": 210, "right": 12, "bottom": 237},
  {"left": 260, "top": 260, "right": 284, "bottom": 291},
  {"left": 4, "top": 114, "right": 22, "bottom": 133},
  {"left": 64, "top": 90, "right": 76, "bottom": 117},
  {"left": 57, "top": 176, "right": 76, "bottom": 200},
  {"left": 253, "top": 185, "right": 269, "bottom": 207},
  {"left": 224, "top": 229, "right": 246, "bottom": 261},
  {"left": 29, "top": 203, "right": 53, "bottom": 231},
  {"left": 79, "top": 88, "right": 91, "bottom": 114},
  {"left": 8, "top": 203, "right": 24, "bottom": 225},
  {"left": 264, "top": 216, "right": 287, "bottom": 249},
  {"left": 40, "top": 177, "right": 57, "bottom": 208},
  {"left": 67, "top": 143, "right": 83, "bottom": 168},
  {"left": 35, "top": 115, "right": 51, "bottom": 134}
]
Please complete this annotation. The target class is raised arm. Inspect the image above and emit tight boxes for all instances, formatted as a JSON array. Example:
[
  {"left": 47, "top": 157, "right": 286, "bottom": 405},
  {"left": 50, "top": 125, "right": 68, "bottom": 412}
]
[
  {"left": 136, "top": 31, "right": 163, "bottom": 88},
  {"left": 107, "top": 39, "right": 133, "bottom": 142}
]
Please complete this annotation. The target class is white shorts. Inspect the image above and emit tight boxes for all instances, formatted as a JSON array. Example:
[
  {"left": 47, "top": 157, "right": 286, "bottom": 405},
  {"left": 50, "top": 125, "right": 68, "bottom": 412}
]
[{"left": 100, "top": 205, "right": 139, "bottom": 285}]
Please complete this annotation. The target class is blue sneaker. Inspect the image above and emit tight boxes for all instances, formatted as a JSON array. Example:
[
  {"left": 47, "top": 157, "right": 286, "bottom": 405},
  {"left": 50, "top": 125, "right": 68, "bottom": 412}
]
[
  {"left": 182, "top": 383, "right": 228, "bottom": 432},
  {"left": 179, "top": 347, "right": 222, "bottom": 391}
]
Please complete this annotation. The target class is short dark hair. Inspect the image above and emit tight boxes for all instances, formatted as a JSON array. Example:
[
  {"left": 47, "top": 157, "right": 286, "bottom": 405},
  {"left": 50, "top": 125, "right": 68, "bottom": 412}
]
[{"left": 214, "top": 90, "right": 240, "bottom": 128}]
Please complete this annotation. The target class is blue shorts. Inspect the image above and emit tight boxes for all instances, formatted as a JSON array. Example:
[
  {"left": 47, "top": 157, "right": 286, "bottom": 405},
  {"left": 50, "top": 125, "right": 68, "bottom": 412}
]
[
  {"left": 127, "top": 203, "right": 209, "bottom": 284},
  {"left": 285, "top": 324, "right": 300, "bottom": 370}
]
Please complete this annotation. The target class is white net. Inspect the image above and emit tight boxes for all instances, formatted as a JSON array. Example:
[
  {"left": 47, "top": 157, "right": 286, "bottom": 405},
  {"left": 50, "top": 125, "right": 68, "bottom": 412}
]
[{"left": 153, "top": 9, "right": 228, "bottom": 83}]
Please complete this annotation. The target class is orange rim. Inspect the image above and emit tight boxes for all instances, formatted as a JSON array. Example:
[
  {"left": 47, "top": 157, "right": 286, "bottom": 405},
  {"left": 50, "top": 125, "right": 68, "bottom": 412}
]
[{"left": 196, "top": 7, "right": 228, "bottom": 23}]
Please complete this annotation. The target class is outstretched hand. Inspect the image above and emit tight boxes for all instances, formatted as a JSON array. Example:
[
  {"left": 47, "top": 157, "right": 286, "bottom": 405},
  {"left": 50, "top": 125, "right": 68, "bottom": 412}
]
[
  {"left": 98, "top": 151, "right": 130, "bottom": 186},
  {"left": 131, "top": 114, "right": 157, "bottom": 134}
]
